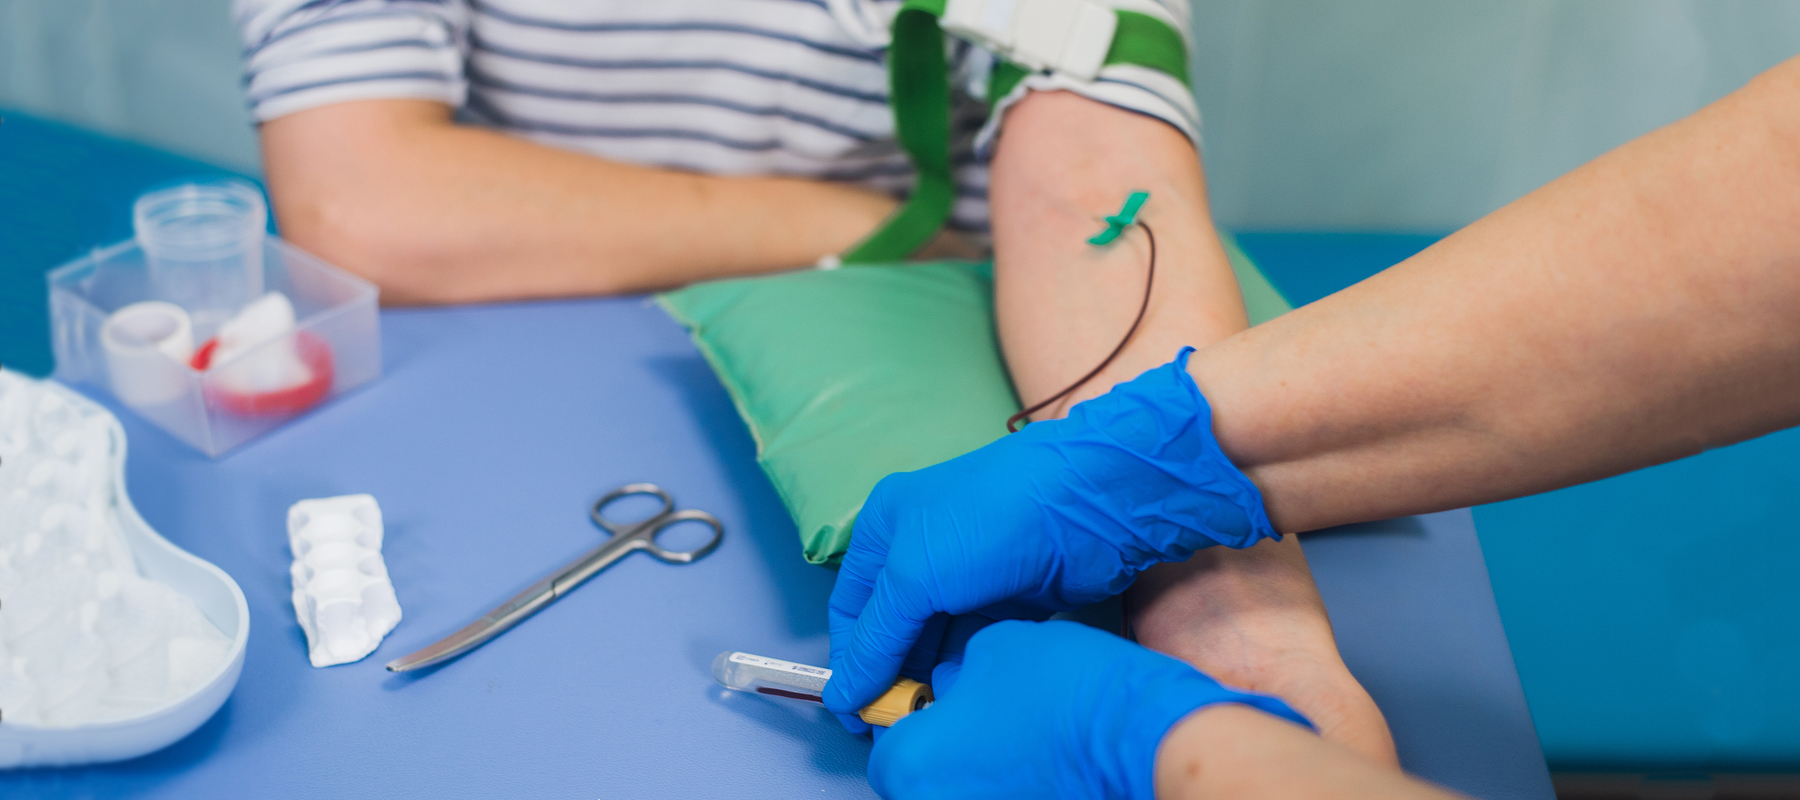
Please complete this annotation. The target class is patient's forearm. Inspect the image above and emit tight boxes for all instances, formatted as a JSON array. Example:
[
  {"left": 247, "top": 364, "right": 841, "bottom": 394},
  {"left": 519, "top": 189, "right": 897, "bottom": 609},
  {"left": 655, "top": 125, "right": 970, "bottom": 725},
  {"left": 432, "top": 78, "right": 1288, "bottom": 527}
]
[
  {"left": 990, "top": 91, "right": 1395, "bottom": 766},
  {"left": 1157, "top": 705, "right": 1461, "bottom": 800},
  {"left": 260, "top": 99, "right": 897, "bottom": 304},
  {"left": 988, "top": 91, "right": 1245, "bottom": 415},
  {"left": 1193, "top": 56, "right": 1800, "bottom": 533}
]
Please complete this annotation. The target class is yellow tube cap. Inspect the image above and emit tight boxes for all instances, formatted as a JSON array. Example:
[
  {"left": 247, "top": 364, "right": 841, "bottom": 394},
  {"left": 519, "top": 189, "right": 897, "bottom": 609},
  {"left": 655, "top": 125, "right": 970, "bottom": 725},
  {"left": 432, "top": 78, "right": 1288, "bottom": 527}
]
[{"left": 857, "top": 678, "right": 934, "bottom": 727}]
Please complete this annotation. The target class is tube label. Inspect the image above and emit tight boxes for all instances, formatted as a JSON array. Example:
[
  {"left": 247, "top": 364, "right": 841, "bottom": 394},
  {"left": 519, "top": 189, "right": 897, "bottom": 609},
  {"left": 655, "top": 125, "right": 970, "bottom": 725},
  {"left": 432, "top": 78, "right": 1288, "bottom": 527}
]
[{"left": 729, "top": 652, "right": 832, "bottom": 679}]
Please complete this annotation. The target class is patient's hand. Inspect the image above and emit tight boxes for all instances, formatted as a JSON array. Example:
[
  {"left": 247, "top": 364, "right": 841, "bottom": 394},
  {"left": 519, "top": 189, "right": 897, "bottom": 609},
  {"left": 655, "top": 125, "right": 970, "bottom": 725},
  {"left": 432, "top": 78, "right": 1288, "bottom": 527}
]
[{"left": 1127, "top": 535, "right": 1399, "bottom": 766}]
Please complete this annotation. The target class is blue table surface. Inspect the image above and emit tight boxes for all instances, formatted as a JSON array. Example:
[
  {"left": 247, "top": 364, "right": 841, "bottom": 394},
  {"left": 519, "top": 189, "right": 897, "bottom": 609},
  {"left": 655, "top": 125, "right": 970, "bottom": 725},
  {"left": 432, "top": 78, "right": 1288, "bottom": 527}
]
[
  {"left": 2, "top": 299, "right": 1552, "bottom": 798},
  {"left": 0, "top": 109, "right": 1560, "bottom": 796}
]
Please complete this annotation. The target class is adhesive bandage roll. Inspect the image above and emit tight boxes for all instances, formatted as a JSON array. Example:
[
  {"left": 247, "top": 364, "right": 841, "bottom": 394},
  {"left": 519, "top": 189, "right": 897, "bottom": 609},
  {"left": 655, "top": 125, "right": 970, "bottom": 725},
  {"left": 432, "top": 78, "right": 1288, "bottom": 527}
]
[{"left": 101, "top": 301, "right": 195, "bottom": 408}]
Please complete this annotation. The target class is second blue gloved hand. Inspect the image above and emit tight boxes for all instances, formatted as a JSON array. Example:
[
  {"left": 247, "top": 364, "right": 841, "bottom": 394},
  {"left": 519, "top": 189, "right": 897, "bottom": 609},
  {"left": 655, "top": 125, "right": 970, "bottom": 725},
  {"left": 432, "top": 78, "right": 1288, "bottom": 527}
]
[
  {"left": 870, "top": 620, "right": 1312, "bottom": 800},
  {"left": 824, "top": 348, "right": 1278, "bottom": 731}
]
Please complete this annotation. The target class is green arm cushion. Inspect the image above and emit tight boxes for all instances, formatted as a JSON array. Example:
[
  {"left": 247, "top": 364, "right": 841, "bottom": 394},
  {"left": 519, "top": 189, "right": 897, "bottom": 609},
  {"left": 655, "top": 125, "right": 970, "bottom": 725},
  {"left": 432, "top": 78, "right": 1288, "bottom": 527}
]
[{"left": 656, "top": 235, "right": 1292, "bottom": 565}]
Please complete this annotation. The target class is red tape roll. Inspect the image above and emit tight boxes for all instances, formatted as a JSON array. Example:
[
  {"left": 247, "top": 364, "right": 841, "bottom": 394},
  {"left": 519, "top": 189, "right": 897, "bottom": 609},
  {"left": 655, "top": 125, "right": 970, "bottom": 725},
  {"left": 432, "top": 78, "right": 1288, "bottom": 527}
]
[{"left": 203, "top": 331, "right": 335, "bottom": 416}]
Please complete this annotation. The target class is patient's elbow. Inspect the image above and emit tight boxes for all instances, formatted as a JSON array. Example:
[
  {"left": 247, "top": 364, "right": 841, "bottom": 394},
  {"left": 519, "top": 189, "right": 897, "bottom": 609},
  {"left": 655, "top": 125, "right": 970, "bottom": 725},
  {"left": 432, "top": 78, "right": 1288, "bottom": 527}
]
[{"left": 271, "top": 188, "right": 446, "bottom": 305}]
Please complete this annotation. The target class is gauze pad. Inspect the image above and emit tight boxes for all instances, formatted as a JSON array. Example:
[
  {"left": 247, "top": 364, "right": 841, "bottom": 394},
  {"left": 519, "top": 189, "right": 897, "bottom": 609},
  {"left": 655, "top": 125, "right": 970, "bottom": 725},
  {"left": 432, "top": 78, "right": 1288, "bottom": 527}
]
[{"left": 287, "top": 494, "right": 401, "bottom": 667}]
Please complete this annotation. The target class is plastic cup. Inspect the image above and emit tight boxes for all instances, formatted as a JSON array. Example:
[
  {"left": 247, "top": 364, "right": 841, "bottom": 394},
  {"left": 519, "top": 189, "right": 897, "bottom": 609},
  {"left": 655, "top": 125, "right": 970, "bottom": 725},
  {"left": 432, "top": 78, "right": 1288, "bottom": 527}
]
[{"left": 132, "top": 180, "right": 267, "bottom": 336}]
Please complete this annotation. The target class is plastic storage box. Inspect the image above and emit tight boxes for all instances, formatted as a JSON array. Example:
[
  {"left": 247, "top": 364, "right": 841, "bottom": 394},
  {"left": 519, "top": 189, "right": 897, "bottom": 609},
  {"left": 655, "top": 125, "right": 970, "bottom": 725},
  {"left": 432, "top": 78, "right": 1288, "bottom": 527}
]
[{"left": 48, "top": 236, "right": 380, "bottom": 456}]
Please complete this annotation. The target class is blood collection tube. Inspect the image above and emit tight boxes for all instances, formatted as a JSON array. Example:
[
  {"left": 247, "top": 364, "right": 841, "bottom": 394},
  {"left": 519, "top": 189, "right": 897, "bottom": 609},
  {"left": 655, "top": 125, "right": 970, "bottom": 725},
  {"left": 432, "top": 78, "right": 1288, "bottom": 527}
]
[{"left": 712, "top": 651, "right": 933, "bottom": 727}]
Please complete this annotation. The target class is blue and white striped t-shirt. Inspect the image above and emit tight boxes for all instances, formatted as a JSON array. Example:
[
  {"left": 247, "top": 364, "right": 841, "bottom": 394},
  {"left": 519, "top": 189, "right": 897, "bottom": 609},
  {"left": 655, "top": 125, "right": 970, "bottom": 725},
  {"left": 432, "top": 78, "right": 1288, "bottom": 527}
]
[{"left": 234, "top": 0, "right": 1199, "bottom": 234}]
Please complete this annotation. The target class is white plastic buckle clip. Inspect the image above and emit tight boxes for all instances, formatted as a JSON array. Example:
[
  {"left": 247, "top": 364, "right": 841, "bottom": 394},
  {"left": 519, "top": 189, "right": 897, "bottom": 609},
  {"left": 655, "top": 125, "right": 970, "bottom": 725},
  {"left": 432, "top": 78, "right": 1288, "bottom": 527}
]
[{"left": 942, "top": 0, "right": 1118, "bottom": 82}]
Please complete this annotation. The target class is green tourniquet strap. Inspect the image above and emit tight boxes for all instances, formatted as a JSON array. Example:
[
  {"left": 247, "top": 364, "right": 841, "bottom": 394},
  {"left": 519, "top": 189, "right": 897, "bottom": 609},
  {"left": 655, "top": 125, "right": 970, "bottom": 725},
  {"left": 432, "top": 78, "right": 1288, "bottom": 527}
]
[
  {"left": 1088, "top": 190, "right": 1149, "bottom": 245},
  {"left": 841, "top": 0, "right": 955, "bottom": 264},
  {"left": 1106, "top": 11, "right": 1190, "bottom": 87},
  {"left": 986, "top": 60, "right": 1030, "bottom": 109},
  {"left": 846, "top": 3, "right": 1188, "bottom": 263}
]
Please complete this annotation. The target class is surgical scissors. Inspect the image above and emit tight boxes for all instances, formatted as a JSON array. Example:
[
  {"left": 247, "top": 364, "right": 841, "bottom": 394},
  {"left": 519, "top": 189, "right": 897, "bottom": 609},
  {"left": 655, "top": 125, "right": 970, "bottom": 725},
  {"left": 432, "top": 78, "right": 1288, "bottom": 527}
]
[{"left": 386, "top": 483, "right": 724, "bottom": 672}]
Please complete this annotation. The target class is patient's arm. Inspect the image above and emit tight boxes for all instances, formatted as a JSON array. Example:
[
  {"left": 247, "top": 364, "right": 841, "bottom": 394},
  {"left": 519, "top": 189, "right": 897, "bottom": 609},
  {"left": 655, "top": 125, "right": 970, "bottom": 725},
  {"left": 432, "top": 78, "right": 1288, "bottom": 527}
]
[
  {"left": 259, "top": 99, "right": 898, "bottom": 304},
  {"left": 1190, "top": 55, "right": 1800, "bottom": 534},
  {"left": 987, "top": 90, "right": 1394, "bottom": 764},
  {"left": 1158, "top": 704, "right": 1462, "bottom": 800}
]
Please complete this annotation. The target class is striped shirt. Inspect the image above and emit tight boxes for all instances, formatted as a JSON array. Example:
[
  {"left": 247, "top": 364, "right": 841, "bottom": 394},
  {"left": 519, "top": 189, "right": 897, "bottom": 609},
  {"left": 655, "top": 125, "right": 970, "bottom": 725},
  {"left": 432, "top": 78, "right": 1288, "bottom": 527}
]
[{"left": 234, "top": 0, "right": 1199, "bottom": 234}]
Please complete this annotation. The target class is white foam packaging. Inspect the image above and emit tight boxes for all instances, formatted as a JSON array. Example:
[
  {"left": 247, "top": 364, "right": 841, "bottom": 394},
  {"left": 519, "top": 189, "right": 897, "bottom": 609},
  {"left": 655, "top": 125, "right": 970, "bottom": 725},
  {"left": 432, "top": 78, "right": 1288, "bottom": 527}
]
[
  {"left": 287, "top": 495, "right": 401, "bottom": 667},
  {"left": 0, "top": 370, "right": 249, "bottom": 768}
]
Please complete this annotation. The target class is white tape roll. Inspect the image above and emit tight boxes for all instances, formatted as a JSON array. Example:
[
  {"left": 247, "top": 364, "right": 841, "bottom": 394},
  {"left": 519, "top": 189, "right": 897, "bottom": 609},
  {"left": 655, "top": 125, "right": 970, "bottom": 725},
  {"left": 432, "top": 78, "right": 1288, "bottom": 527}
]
[{"left": 102, "top": 301, "right": 196, "bottom": 407}]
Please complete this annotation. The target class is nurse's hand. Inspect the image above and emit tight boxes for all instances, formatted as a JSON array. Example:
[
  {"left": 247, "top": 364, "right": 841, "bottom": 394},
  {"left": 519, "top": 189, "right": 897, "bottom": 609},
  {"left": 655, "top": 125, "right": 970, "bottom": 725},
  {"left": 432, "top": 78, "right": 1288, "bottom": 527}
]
[
  {"left": 869, "top": 620, "right": 1311, "bottom": 800},
  {"left": 823, "top": 350, "right": 1279, "bottom": 731}
]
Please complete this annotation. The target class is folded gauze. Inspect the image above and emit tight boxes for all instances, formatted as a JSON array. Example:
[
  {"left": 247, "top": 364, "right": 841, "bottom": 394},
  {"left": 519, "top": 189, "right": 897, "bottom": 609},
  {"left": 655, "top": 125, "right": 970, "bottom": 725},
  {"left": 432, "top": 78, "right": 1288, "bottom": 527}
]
[{"left": 287, "top": 494, "right": 402, "bottom": 667}]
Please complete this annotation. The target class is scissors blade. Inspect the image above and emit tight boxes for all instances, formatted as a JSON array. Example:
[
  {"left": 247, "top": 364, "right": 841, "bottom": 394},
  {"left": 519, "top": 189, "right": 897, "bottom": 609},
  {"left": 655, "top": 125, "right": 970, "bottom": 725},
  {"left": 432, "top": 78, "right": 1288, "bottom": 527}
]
[
  {"left": 385, "top": 575, "right": 558, "bottom": 672},
  {"left": 385, "top": 531, "right": 644, "bottom": 673}
]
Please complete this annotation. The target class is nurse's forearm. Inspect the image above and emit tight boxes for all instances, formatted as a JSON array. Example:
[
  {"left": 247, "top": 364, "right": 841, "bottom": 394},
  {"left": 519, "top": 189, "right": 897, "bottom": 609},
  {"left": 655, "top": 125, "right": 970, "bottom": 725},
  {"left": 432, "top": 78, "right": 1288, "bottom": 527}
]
[
  {"left": 1156, "top": 705, "right": 1461, "bottom": 800},
  {"left": 1193, "top": 56, "right": 1800, "bottom": 533},
  {"left": 259, "top": 99, "right": 897, "bottom": 304}
]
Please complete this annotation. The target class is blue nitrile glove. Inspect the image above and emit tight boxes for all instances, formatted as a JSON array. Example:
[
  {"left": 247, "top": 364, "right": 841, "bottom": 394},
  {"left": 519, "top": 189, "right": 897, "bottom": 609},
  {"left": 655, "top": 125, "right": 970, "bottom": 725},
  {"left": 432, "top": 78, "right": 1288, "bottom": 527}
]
[
  {"left": 824, "top": 348, "right": 1277, "bottom": 732},
  {"left": 869, "top": 620, "right": 1312, "bottom": 800}
]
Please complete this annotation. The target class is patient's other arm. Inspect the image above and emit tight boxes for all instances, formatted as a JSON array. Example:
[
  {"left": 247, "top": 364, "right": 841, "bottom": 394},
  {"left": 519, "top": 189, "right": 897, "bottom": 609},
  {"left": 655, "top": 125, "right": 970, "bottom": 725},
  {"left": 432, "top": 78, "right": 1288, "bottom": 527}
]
[
  {"left": 987, "top": 90, "right": 1394, "bottom": 764},
  {"left": 259, "top": 99, "right": 898, "bottom": 304}
]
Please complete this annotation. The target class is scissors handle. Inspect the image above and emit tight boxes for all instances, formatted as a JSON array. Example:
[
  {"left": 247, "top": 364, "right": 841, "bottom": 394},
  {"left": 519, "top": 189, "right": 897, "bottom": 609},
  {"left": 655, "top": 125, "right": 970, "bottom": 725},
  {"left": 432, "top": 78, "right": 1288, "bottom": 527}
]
[
  {"left": 635, "top": 508, "right": 726, "bottom": 564},
  {"left": 590, "top": 483, "right": 675, "bottom": 533}
]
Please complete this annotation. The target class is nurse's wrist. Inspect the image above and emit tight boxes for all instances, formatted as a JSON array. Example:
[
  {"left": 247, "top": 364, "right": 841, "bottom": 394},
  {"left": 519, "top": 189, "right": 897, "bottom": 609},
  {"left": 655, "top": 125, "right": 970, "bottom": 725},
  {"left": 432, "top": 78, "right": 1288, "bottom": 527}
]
[{"left": 1050, "top": 346, "right": 1279, "bottom": 557}]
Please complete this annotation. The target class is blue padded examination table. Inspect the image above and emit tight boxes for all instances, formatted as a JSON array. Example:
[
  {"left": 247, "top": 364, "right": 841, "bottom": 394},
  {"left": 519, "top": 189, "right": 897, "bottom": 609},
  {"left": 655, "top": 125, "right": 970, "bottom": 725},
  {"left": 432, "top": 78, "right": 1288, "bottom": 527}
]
[{"left": 0, "top": 110, "right": 1554, "bottom": 797}]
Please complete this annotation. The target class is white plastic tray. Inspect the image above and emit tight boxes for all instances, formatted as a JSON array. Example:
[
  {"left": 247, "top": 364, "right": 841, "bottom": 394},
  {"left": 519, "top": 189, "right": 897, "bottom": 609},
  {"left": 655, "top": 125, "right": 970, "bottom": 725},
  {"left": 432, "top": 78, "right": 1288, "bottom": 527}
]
[{"left": 0, "top": 381, "right": 249, "bottom": 768}]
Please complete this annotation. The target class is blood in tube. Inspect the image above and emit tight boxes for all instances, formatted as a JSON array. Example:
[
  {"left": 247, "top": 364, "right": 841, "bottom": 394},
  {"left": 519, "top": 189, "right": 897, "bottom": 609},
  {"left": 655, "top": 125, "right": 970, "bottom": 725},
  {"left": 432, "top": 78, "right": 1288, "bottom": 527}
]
[{"left": 712, "top": 651, "right": 830, "bottom": 704}]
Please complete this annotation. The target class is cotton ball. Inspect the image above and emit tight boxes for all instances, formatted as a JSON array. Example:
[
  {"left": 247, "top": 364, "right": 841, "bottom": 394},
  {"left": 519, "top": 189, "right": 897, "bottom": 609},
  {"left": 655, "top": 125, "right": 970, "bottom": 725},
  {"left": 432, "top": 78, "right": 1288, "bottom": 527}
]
[
  {"left": 0, "top": 663, "right": 42, "bottom": 726},
  {"left": 9, "top": 608, "right": 76, "bottom": 667},
  {"left": 26, "top": 461, "right": 86, "bottom": 504},
  {"left": 6, "top": 575, "right": 74, "bottom": 652},
  {"left": 0, "top": 490, "right": 41, "bottom": 550},
  {"left": 153, "top": 584, "right": 218, "bottom": 640},
  {"left": 30, "top": 392, "right": 81, "bottom": 445},
  {"left": 94, "top": 569, "right": 123, "bottom": 601},
  {"left": 38, "top": 502, "right": 96, "bottom": 553},
  {"left": 164, "top": 634, "right": 228, "bottom": 701},
  {"left": 50, "top": 419, "right": 109, "bottom": 473},
  {"left": 32, "top": 633, "right": 109, "bottom": 726},
  {"left": 8, "top": 570, "right": 93, "bottom": 657},
  {"left": 90, "top": 516, "right": 135, "bottom": 577},
  {"left": 0, "top": 378, "right": 30, "bottom": 460},
  {"left": 94, "top": 577, "right": 168, "bottom": 668},
  {"left": 9, "top": 531, "right": 74, "bottom": 595},
  {"left": 107, "top": 642, "right": 169, "bottom": 705}
]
